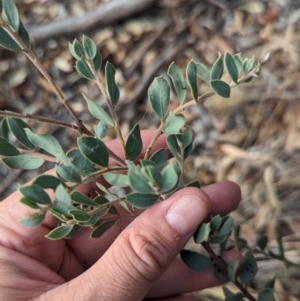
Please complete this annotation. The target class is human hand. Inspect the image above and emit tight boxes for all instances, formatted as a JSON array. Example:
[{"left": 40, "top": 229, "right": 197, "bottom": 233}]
[{"left": 0, "top": 130, "right": 242, "bottom": 301}]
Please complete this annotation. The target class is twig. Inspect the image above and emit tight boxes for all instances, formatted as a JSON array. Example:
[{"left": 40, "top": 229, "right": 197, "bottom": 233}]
[{"left": 28, "top": 0, "right": 157, "bottom": 42}]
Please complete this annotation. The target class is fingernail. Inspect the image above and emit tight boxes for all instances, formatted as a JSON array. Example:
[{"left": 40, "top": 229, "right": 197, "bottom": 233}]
[{"left": 165, "top": 192, "right": 210, "bottom": 236}]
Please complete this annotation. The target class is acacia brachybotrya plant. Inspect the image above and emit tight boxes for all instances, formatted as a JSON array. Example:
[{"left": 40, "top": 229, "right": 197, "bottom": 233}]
[{"left": 0, "top": 1, "right": 276, "bottom": 300}]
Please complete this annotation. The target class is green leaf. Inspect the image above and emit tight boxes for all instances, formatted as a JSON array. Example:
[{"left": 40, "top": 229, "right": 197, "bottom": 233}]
[
  {"left": 149, "top": 148, "right": 168, "bottom": 171},
  {"left": 56, "top": 164, "right": 82, "bottom": 184},
  {"left": 103, "top": 172, "right": 128, "bottom": 187},
  {"left": 105, "top": 61, "right": 120, "bottom": 106},
  {"left": 161, "top": 163, "right": 179, "bottom": 193},
  {"left": 0, "top": 26, "right": 21, "bottom": 51},
  {"left": 257, "top": 234, "right": 268, "bottom": 251},
  {"left": 94, "top": 195, "right": 117, "bottom": 214},
  {"left": 79, "top": 208, "right": 108, "bottom": 227},
  {"left": 18, "top": 20, "right": 30, "bottom": 48},
  {"left": 94, "top": 121, "right": 107, "bottom": 139},
  {"left": 82, "top": 35, "right": 97, "bottom": 59},
  {"left": 2, "top": 155, "right": 44, "bottom": 169},
  {"left": 209, "top": 234, "right": 229, "bottom": 244},
  {"left": 213, "top": 264, "right": 229, "bottom": 282},
  {"left": 46, "top": 225, "right": 74, "bottom": 240},
  {"left": 20, "top": 197, "right": 39, "bottom": 209},
  {"left": 186, "top": 60, "right": 198, "bottom": 101},
  {"left": 227, "top": 260, "right": 239, "bottom": 281},
  {"left": 75, "top": 59, "right": 95, "bottom": 80},
  {"left": 83, "top": 94, "right": 114, "bottom": 126},
  {"left": 143, "top": 165, "right": 161, "bottom": 190},
  {"left": 225, "top": 52, "right": 239, "bottom": 83},
  {"left": 258, "top": 288, "right": 275, "bottom": 301},
  {"left": 210, "top": 215, "right": 222, "bottom": 232},
  {"left": 19, "top": 214, "right": 45, "bottom": 227},
  {"left": 54, "top": 184, "right": 74, "bottom": 216},
  {"left": 242, "top": 55, "right": 255, "bottom": 73},
  {"left": 67, "top": 149, "right": 96, "bottom": 176},
  {"left": 182, "top": 126, "right": 193, "bottom": 148},
  {"left": 20, "top": 185, "right": 51, "bottom": 205},
  {"left": 186, "top": 180, "right": 201, "bottom": 188},
  {"left": 218, "top": 216, "right": 233, "bottom": 236},
  {"left": 125, "top": 124, "right": 143, "bottom": 160},
  {"left": 77, "top": 137, "right": 109, "bottom": 167},
  {"left": 0, "top": 136, "right": 20, "bottom": 156},
  {"left": 126, "top": 192, "right": 159, "bottom": 208},
  {"left": 163, "top": 113, "right": 185, "bottom": 135},
  {"left": 69, "top": 209, "right": 91, "bottom": 222},
  {"left": 210, "top": 80, "right": 231, "bottom": 98},
  {"left": 194, "top": 222, "right": 210, "bottom": 243},
  {"left": 25, "top": 129, "right": 64, "bottom": 158},
  {"left": 196, "top": 63, "right": 210, "bottom": 81},
  {"left": 128, "top": 168, "right": 153, "bottom": 193},
  {"left": 180, "top": 250, "right": 213, "bottom": 272},
  {"left": 167, "top": 62, "right": 186, "bottom": 104},
  {"left": 0, "top": 118, "right": 10, "bottom": 140},
  {"left": 91, "top": 220, "right": 115, "bottom": 238},
  {"left": 4, "top": 0, "right": 20, "bottom": 31},
  {"left": 233, "top": 53, "right": 243, "bottom": 75},
  {"left": 7, "top": 118, "right": 34, "bottom": 149},
  {"left": 93, "top": 48, "right": 102, "bottom": 70},
  {"left": 238, "top": 252, "right": 258, "bottom": 283},
  {"left": 71, "top": 191, "right": 98, "bottom": 206},
  {"left": 64, "top": 224, "right": 81, "bottom": 239},
  {"left": 167, "top": 134, "right": 181, "bottom": 162},
  {"left": 211, "top": 53, "right": 224, "bottom": 80},
  {"left": 33, "top": 175, "right": 66, "bottom": 190},
  {"left": 73, "top": 39, "right": 85, "bottom": 59},
  {"left": 148, "top": 76, "right": 170, "bottom": 120}
]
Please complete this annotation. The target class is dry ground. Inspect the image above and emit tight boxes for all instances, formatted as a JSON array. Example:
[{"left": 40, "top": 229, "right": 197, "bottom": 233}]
[{"left": 0, "top": 0, "right": 300, "bottom": 300}]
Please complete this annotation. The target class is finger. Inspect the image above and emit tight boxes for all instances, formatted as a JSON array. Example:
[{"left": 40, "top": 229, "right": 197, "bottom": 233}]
[
  {"left": 147, "top": 250, "right": 243, "bottom": 298},
  {"left": 53, "top": 187, "right": 211, "bottom": 300}
]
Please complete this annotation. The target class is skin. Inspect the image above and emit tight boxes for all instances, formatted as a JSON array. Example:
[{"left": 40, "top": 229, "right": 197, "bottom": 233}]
[{"left": 0, "top": 130, "right": 242, "bottom": 301}]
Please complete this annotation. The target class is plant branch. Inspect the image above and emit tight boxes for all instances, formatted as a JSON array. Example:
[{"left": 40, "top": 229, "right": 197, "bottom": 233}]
[{"left": 202, "top": 242, "right": 257, "bottom": 301}]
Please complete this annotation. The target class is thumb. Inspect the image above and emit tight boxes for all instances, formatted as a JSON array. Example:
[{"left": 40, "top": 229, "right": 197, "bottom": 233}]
[{"left": 84, "top": 187, "right": 211, "bottom": 301}]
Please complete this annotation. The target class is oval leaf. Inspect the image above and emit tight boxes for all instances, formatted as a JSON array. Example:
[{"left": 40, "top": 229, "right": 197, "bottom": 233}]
[
  {"left": 77, "top": 137, "right": 109, "bottom": 167},
  {"left": 149, "top": 148, "right": 168, "bottom": 171},
  {"left": 20, "top": 197, "right": 39, "bottom": 209},
  {"left": 161, "top": 163, "right": 179, "bottom": 193},
  {"left": 0, "top": 26, "right": 21, "bottom": 51},
  {"left": 91, "top": 220, "right": 115, "bottom": 238},
  {"left": 196, "top": 62, "right": 210, "bottom": 81},
  {"left": 225, "top": 52, "right": 239, "bottom": 83},
  {"left": 180, "top": 250, "right": 213, "bottom": 272},
  {"left": 94, "top": 121, "right": 107, "bottom": 140},
  {"left": 0, "top": 136, "right": 20, "bottom": 156},
  {"left": 258, "top": 288, "right": 275, "bottom": 301},
  {"left": 67, "top": 149, "right": 96, "bottom": 176},
  {"left": 163, "top": 113, "right": 185, "bottom": 135},
  {"left": 4, "top": 0, "right": 20, "bottom": 31},
  {"left": 71, "top": 191, "right": 98, "bottom": 207},
  {"left": 211, "top": 53, "right": 224, "bottom": 80},
  {"left": 167, "top": 62, "right": 186, "bottom": 104},
  {"left": 194, "top": 222, "right": 210, "bottom": 243},
  {"left": 125, "top": 124, "right": 143, "bottom": 160},
  {"left": 83, "top": 94, "right": 114, "bottom": 126},
  {"left": 2, "top": 155, "right": 44, "bottom": 169},
  {"left": 19, "top": 214, "right": 45, "bottom": 227},
  {"left": 126, "top": 192, "right": 159, "bottom": 208},
  {"left": 56, "top": 164, "right": 82, "bottom": 184},
  {"left": 54, "top": 184, "right": 74, "bottom": 216},
  {"left": 238, "top": 252, "right": 258, "bottom": 283},
  {"left": 103, "top": 172, "right": 128, "bottom": 187},
  {"left": 148, "top": 76, "right": 170, "bottom": 120},
  {"left": 69, "top": 209, "right": 91, "bottom": 222},
  {"left": 0, "top": 118, "right": 10, "bottom": 140},
  {"left": 186, "top": 60, "right": 198, "bottom": 101},
  {"left": 93, "top": 48, "right": 102, "bottom": 70},
  {"left": 18, "top": 20, "right": 30, "bottom": 48},
  {"left": 210, "top": 80, "right": 231, "bottom": 98},
  {"left": 82, "top": 35, "right": 97, "bottom": 59},
  {"left": 218, "top": 216, "right": 233, "bottom": 236},
  {"left": 105, "top": 61, "right": 120, "bottom": 106},
  {"left": 73, "top": 39, "right": 85, "bottom": 59},
  {"left": 20, "top": 185, "right": 51, "bottom": 205},
  {"left": 46, "top": 225, "right": 74, "bottom": 240},
  {"left": 227, "top": 260, "right": 239, "bottom": 281},
  {"left": 128, "top": 168, "right": 153, "bottom": 193},
  {"left": 75, "top": 59, "right": 95, "bottom": 80},
  {"left": 33, "top": 175, "right": 66, "bottom": 190}
]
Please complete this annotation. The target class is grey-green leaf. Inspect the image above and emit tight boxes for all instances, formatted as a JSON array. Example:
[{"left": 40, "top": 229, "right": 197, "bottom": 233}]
[
  {"left": 196, "top": 63, "right": 210, "bottom": 81},
  {"left": 83, "top": 94, "right": 114, "bottom": 126},
  {"left": 0, "top": 136, "right": 20, "bottom": 156},
  {"left": 180, "top": 250, "right": 213, "bottom": 272},
  {"left": 82, "top": 35, "right": 97, "bottom": 59},
  {"left": 126, "top": 192, "right": 159, "bottom": 208},
  {"left": 0, "top": 26, "right": 21, "bottom": 51},
  {"left": 56, "top": 164, "right": 82, "bottom": 184},
  {"left": 103, "top": 172, "right": 128, "bottom": 187},
  {"left": 93, "top": 49, "right": 102, "bottom": 70},
  {"left": 73, "top": 39, "right": 85, "bottom": 59},
  {"left": 194, "top": 222, "right": 210, "bottom": 243},
  {"left": 91, "top": 220, "right": 115, "bottom": 238},
  {"left": 128, "top": 168, "right": 153, "bottom": 193},
  {"left": 186, "top": 60, "right": 198, "bottom": 101},
  {"left": 126, "top": 124, "right": 143, "bottom": 160},
  {"left": 149, "top": 148, "right": 168, "bottom": 171},
  {"left": 163, "top": 113, "right": 185, "bottom": 135},
  {"left": 233, "top": 53, "right": 243, "bottom": 75},
  {"left": 242, "top": 55, "right": 255, "bottom": 73},
  {"left": 94, "top": 121, "right": 107, "bottom": 140},
  {"left": 105, "top": 61, "right": 120, "bottom": 106},
  {"left": 211, "top": 53, "right": 224, "bottom": 80},
  {"left": 4, "top": 0, "right": 20, "bottom": 31},
  {"left": 94, "top": 195, "right": 117, "bottom": 214},
  {"left": 227, "top": 260, "right": 239, "bottom": 281},
  {"left": 77, "top": 137, "right": 109, "bottom": 167},
  {"left": 19, "top": 214, "right": 45, "bottom": 227},
  {"left": 210, "top": 214, "right": 222, "bottom": 232},
  {"left": 20, "top": 185, "right": 51, "bottom": 205},
  {"left": 33, "top": 175, "right": 66, "bottom": 190},
  {"left": 218, "top": 216, "right": 233, "bottom": 236},
  {"left": 46, "top": 225, "right": 74, "bottom": 240},
  {"left": 258, "top": 288, "right": 275, "bottom": 301},
  {"left": 20, "top": 197, "right": 39, "bottom": 209},
  {"left": 148, "top": 76, "right": 170, "bottom": 120},
  {"left": 69, "top": 209, "right": 91, "bottom": 222},
  {"left": 0, "top": 118, "right": 10, "bottom": 140},
  {"left": 225, "top": 52, "right": 239, "bottom": 83},
  {"left": 75, "top": 59, "right": 95, "bottom": 80},
  {"left": 238, "top": 252, "right": 258, "bottom": 283},
  {"left": 18, "top": 20, "right": 30, "bottom": 48},
  {"left": 71, "top": 191, "right": 98, "bottom": 206},
  {"left": 54, "top": 184, "right": 74, "bottom": 216},
  {"left": 7, "top": 118, "right": 34, "bottom": 149},
  {"left": 161, "top": 163, "right": 179, "bottom": 193},
  {"left": 67, "top": 149, "right": 96, "bottom": 176},
  {"left": 2, "top": 155, "right": 44, "bottom": 169},
  {"left": 210, "top": 80, "right": 231, "bottom": 98},
  {"left": 167, "top": 62, "right": 186, "bottom": 104}
]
